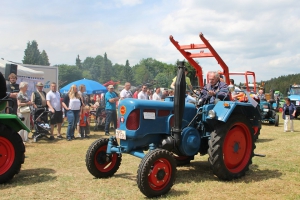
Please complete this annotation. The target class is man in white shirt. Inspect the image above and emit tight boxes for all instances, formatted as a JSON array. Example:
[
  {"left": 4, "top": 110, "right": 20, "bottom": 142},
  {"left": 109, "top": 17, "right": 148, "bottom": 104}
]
[
  {"left": 138, "top": 85, "right": 149, "bottom": 100},
  {"left": 46, "top": 82, "right": 63, "bottom": 140},
  {"left": 152, "top": 87, "right": 161, "bottom": 101},
  {"left": 120, "top": 82, "right": 132, "bottom": 100}
]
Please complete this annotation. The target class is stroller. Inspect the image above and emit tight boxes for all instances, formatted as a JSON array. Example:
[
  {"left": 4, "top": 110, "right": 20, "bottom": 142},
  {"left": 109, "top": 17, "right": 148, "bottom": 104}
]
[
  {"left": 31, "top": 107, "right": 51, "bottom": 142},
  {"left": 90, "top": 106, "right": 106, "bottom": 131}
]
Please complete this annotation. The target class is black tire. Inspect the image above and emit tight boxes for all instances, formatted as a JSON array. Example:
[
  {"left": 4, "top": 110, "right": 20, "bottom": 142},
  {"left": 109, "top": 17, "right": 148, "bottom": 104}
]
[
  {"left": 0, "top": 125, "right": 25, "bottom": 183},
  {"left": 85, "top": 138, "right": 121, "bottom": 178},
  {"left": 137, "top": 149, "right": 176, "bottom": 198},
  {"left": 208, "top": 115, "right": 255, "bottom": 180},
  {"left": 274, "top": 115, "right": 279, "bottom": 127}
]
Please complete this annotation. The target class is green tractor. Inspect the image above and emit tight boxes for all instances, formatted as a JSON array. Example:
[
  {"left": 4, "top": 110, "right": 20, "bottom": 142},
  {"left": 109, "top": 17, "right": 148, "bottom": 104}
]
[{"left": 0, "top": 72, "right": 28, "bottom": 183}]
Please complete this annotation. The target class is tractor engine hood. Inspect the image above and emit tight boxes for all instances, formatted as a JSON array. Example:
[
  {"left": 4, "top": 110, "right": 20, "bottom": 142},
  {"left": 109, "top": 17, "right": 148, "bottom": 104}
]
[{"left": 288, "top": 95, "right": 300, "bottom": 101}]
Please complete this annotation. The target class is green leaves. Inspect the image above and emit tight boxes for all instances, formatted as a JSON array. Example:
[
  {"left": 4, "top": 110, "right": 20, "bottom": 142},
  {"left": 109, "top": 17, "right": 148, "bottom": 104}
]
[{"left": 23, "top": 40, "right": 50, "bottom": 66}]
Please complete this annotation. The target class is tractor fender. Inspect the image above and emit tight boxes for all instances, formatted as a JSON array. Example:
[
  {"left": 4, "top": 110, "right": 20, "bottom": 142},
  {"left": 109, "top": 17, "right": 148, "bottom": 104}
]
[
  {"left": 0, "top": 114, "right": 30, "bottom": 132},
  {"left": 210, "top": 101, "right": 261, "bottom": 124}
]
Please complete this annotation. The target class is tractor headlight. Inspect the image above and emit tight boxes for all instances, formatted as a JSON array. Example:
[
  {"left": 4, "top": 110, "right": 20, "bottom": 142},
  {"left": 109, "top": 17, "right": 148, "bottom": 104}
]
[
  {"left": 208, "top": 110, "right": 216, "bottom": 118},
  {"left": 263, "top": 109, "right": 269, "bottom": 112}
]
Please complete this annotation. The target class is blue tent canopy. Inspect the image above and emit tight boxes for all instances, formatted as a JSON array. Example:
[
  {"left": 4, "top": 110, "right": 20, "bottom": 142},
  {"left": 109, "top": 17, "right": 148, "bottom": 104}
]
[{"left": 60, "top": 79, "right": 107, "bottom": 95}]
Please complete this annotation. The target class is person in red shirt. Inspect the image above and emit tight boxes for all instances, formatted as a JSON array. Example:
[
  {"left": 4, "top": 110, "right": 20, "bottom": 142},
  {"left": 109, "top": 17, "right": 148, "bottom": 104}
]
[
  {"left": 133, "top": 86, "right": 141, "bottom": 99},
  {"left": 79, "top": 105, "right": 90, "bottom": 138}
]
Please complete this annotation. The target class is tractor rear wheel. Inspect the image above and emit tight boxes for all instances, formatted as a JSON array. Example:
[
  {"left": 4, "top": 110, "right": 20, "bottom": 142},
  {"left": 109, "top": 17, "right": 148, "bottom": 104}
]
[
  {"left": 208, "top": 115, "right": 255, "bottom": 180},
  {"left": 0, "top": 125, "right": 25, "bottom": 183},
  {"left": 137, "top": 149, "right": 176, "bottom": 198},
  {"left": 254, "top": 130, "right": 260, "bottom": 142},
  {"left": 86, "top": 138, "right": 121, "bottom": 178},
  {"left": 274, "top": 115, "right": 279, "bottom": 126}
]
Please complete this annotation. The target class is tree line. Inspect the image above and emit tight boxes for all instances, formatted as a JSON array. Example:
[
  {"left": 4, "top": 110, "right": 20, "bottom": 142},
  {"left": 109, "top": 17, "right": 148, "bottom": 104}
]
[
  {"left": 22, "top": 40, "right": 299, "bottom": 93},
  {"left": 262, "top": 73, "right": 300, "bottom": 95}
]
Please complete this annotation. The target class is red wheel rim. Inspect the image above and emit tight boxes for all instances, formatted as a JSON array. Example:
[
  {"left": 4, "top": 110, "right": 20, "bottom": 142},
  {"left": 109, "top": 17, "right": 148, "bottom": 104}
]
[
  {"left": 148, "top": 158, "right": 172, "bottom": 191},
  {"left": 0, "top": 137, "right": 15, "bottom": 175},
  {"left": 94, "top": 145, "right": 118, "bottom": 172},
  {"left": 223, "top": 123, "right": 252, "bottom": 173}
]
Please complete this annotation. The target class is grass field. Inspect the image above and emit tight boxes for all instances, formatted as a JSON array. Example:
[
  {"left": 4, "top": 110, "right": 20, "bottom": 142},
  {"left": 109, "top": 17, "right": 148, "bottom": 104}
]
[{"left": 1, "top": 118, "right": 300, "bottom": 200}]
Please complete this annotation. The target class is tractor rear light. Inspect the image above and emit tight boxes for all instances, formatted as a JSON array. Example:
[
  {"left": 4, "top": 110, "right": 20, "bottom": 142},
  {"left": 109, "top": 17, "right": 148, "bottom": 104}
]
[{"left": 126, "top": 109, "right": 140, "bottom": 130}]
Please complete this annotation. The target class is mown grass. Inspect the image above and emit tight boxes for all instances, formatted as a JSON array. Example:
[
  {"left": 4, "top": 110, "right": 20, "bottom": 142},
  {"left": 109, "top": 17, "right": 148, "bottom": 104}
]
[{"left": 1, "top": 118, "right": 300, "bottom": 200}]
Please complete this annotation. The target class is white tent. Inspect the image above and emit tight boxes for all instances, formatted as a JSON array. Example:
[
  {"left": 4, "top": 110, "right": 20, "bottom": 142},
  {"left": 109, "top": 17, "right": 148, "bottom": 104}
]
[
  {"left": 0, "top": 59, "right": 44, "bottom": 96},
  {"left": 0, "top": 59, "right": 44, "bottom": 78}
]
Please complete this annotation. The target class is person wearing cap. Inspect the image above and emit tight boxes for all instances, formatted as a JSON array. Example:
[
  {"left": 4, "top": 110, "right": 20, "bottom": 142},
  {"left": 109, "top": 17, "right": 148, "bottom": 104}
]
[
  {"left": 31, "top": 82, "right": 48, "bottom": 123},
  {"left": 104, "top": 85, "right": 119, "bottom": 136},
  {"left": 31, "top": 82, "right": 47, "bottom": 108},
  {"left": 170, "top": 68, "right": 193, "bottom": 91}
]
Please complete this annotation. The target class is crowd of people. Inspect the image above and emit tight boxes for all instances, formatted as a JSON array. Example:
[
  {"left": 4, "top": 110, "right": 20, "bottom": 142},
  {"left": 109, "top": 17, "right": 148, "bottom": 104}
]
[{"left": 3, "top": 68, "right": 298, "bottom": 144}]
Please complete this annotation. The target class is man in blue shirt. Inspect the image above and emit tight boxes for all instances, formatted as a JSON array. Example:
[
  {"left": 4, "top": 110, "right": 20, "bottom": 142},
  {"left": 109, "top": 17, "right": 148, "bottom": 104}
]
[
  {"left": 200, "top": 71, "right": 229, "bottom": 104},
  {"left": 104, "top": 85, "right": 119, "bottom": 135}
]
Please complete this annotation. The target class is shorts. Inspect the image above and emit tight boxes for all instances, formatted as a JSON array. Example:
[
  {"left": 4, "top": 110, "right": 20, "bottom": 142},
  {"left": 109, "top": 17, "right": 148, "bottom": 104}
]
[{"left": 50, "top": 110, "right": 63, "bottom": 125}]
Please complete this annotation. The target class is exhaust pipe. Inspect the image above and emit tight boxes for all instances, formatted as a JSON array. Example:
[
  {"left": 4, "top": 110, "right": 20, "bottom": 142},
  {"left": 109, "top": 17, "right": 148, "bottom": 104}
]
[{"left": 172, "top": 61, "right": 186, "bottom": 146}]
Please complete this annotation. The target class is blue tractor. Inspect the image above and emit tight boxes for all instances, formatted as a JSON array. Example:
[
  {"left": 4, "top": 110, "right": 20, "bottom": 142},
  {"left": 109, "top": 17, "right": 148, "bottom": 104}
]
[
  {"left": 85, "top": 33, "right": 262, "bottom": 197},
  {"left": 288, "top": 84, "right": 300, "bottom": 118},
  {"left": 259, "top": 100, "right": 279, "bottom": 126}
]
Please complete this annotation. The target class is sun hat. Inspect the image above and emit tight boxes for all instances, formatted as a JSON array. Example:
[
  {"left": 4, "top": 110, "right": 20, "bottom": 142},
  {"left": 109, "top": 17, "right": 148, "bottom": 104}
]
[{"left": 36, "top": 82, "right": 44, "bottom": 86}]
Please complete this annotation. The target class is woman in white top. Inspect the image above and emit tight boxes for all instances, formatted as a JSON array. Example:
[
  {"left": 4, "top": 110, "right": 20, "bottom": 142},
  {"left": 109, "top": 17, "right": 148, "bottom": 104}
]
[
  {"left": 62, "top": 85, "right": 82, "bottom": 141},
  {"left": 17, "top": 82, "right": 33, "bottom": 143}
]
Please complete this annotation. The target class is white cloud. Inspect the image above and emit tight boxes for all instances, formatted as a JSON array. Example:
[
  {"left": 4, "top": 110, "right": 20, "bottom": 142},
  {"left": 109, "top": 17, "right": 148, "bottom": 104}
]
[
  {"left": 117, "top": 0, "right": 143, "bottom": 6},
  {"left": 0, "top": 0, "right": 299, "bottom": 81}
]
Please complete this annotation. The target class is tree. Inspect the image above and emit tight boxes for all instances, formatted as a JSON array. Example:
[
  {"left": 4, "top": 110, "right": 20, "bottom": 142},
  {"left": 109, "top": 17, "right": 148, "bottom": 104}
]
[
  {"left": 120, "top": 60, "right": 134, "bottom": 84},
  {"left": 155, "top": 73, "right": 170, "bottom": 88},
  {"left": 91, "top": 55, "right": 103, "bottom": 82},
  {"left": 23, "top": 40, "right": 51, "bottom": 65},
  {"left": 58, "top": 64, "right": 83, "bottom": 88},
  {"left": 76, "top": 55, "right": 82, "bottom": 69},
  {"left": 111, "top": 63, "right": 124, "bottom": 82},
  {"left": 133, "top": 65, "right": 152, "bottom": 86},
  {"left": 82, "top": 57, "right": 95, "bottom": 70},
  {"left": 23, "top": 40, "right": 41, "bottom": 65},
  {"left": 40, "top": 50, "right": 50, "bottom": 66},
  {"left": 99, "top": 52, "right": 112, "bottom": 83}
]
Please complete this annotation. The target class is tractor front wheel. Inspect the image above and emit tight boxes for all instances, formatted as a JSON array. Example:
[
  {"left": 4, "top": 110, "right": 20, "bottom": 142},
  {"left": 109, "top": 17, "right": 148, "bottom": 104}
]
[
  {"left": 85, "top": 138, "right": 121, "bottom": 178},
  {"left": 208, "top": 115, "right": 255, "bottom": 180},
  {"left": 0, "top": 125, "right": 25, "bottom": 183},
  {"left": 137, "top": 149, "right": 176, "bottom": 198}
]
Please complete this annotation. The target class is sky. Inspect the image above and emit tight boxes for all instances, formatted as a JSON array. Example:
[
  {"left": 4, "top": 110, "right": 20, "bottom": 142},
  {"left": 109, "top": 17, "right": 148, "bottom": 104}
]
[{"left": 0, "top": 0, "right": 300, "bottom": 83}]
